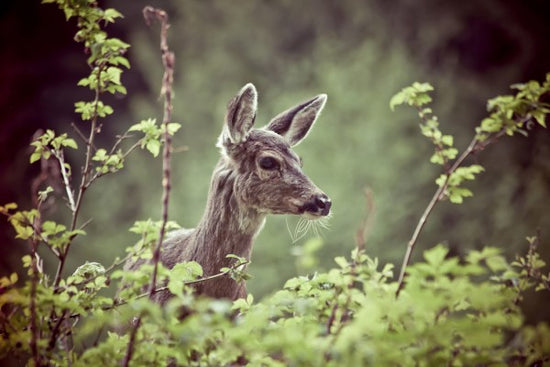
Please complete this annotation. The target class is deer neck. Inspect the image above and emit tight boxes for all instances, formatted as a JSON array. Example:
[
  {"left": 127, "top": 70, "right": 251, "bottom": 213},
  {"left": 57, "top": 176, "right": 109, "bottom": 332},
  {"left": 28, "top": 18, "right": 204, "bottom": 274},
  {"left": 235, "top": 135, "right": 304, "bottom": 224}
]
[{"left": 192, "top": 160, "right": 266, "bottom": 275}]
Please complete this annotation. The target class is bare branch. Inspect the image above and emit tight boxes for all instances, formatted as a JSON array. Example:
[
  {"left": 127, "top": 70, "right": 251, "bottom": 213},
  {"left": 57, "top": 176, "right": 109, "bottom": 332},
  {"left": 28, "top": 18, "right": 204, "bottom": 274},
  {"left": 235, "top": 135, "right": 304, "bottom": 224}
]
[{"left": 355, "top": 187, "right": 375, "bottom": 252}]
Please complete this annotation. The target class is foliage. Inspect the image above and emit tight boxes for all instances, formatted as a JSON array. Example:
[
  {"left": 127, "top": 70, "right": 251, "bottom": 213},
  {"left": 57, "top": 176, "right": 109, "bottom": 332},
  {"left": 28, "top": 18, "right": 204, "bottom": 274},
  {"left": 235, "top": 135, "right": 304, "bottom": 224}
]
[{"left": 1, "top": 1, "right": 550, "bottom": 366}]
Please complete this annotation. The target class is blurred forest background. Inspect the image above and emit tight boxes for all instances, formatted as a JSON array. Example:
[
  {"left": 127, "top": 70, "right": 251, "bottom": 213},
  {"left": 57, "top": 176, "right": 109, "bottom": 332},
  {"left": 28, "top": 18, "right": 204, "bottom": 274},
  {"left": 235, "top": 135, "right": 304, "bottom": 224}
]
[{"left": 1, "top": 0, "right": 549, "bottom": 322}]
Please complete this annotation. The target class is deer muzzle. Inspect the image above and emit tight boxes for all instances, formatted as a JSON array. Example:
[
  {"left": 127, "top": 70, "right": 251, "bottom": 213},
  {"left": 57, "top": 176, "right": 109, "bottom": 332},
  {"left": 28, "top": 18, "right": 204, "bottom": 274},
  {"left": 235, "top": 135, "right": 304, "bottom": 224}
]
[{"left": 300, "top": 193, "right": 331, "bottom": 217}]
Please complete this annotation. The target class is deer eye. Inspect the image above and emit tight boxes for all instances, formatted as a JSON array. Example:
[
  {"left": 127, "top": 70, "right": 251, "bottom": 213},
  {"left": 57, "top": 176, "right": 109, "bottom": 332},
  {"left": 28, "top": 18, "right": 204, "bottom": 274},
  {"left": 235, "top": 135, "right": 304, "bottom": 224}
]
[{"left": 258, "top": 156, "right": 279, "bottom": 170}]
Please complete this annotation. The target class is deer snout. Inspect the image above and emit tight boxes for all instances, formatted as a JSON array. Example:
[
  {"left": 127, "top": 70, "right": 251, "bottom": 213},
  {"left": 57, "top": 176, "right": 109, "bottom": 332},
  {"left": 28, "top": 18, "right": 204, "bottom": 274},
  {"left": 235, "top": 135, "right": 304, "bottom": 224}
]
[{"left": 302, "top": 193, "right": 331, "bottom": 217}]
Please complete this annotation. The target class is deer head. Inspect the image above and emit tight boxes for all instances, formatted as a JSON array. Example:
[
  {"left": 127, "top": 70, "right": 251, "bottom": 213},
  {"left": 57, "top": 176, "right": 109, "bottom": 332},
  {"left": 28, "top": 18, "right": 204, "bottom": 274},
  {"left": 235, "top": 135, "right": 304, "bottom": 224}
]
[{"left": 216, "top": 83, "right": 331, "bottom": 220}]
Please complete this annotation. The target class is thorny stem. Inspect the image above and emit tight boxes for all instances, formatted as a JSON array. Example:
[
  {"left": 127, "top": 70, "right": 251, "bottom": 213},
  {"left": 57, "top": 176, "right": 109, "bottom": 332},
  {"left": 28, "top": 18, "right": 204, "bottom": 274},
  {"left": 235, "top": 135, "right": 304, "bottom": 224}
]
[
  {"left": 143, "top": 4, "right": 175, "bottom": 301},
  {"left": 123, "top": 7, "right": 175, "bottom": 367}
]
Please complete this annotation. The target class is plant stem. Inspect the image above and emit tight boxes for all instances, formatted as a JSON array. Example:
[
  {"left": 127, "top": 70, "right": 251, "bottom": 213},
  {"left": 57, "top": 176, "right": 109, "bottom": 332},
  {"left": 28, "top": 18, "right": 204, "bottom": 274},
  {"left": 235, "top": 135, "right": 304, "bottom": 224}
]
[
  {"left": 122, "top": 8, "right": 175, "bottom": 366},
  {"left": 395, "top": 136, "right": 478, "bottom": 297},
  {"left": 53, "top": 149, "right": 76, "bottom": 212},
  {"left": 121, "top": 316, "right": 142, "bottom": 367},
  {"left": 142, "top": 5, "right": 175, "bottom": 300},
  {"left": 53, "top": 65, "right": 104, "bottom": 288},
  {"left": 30, "top": 250, "right": 41, "bottom": 367}
]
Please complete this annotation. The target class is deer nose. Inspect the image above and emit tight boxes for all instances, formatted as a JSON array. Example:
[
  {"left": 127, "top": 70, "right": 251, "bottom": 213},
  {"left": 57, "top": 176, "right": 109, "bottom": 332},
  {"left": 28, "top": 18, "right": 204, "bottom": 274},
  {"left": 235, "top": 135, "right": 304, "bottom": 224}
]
[{"left": 314, "top": 194, "right": 331, "bottom": 216}]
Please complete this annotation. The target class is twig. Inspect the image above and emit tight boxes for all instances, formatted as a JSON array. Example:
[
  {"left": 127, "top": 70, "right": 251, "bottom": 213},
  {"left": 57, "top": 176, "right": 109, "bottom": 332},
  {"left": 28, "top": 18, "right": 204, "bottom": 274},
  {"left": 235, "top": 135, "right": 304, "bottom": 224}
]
[
  {"left": 52, "top": 149, "right": 76, "bottom": 213},
  {"left": 70, "top": 122, "right": 97, "bottom": 151},
  {"left": 47, "top": 309, "right": 68, "bottom": 351},
  {"left": 355, "top": 187, "right": 375, "bottom": 252},
  {"left": 394, "top": 113, "right": 534, "bottom": 297},
  {"left": 141, "top": 5, "right": 175, "bottom": 300},
  {"left": 61, "top": 259, "right": 251, "bottom": 318},
  {"left": 54, "top": 65, "right": 105, "bottom": 288},
  {"left": 123, "top": 7, "right": 175, "bottom": 366},
  {"left": 29, "top": 187, "right": 45, "bottom": 366},
  {"left": 121, "top": 316, "right": 142, "bottom": 367},
  {"left": 137, "top": 260, "right": 251, "bottom": 299},
  {"left": 395, "top": 136, "right": 478, "bottom": 297},
  {"left": 29, "top": 243, "right": 41, "bottom": 366},
  {"left": 86, "top": 140, "right": 141, "bottom": 185}
]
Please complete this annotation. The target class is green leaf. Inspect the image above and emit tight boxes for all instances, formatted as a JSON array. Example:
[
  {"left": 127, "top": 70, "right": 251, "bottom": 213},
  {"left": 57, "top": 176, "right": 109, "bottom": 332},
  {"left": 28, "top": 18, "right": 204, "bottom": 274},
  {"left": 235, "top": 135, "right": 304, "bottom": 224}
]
[
  {"left": 441, "top": 135, "right": 453, "bottom": 146},
  {"left": 165, "top": 123, "right": 182, "bottom": 136},
  {"left": 423, "top": 244, "right": 449, "bottom": 267},
  {"left": 92, "top": 148, "right": 108, "bottom": 162},
  {"left": 389, "top": 92, "right": 406, "bottom": 111},
  {"left": 532, "top": 109, "right": 547, "bottom": 128},
  {"left": 103, "top": 8, "right": 124, "bottom": 22},
  {"left": 334, "top": 256, "right": 348, "bottom": 269},
  {"left": 146, "top": 139, "right": 161, "bottom": 157},
  {"left": 30, "top": 151, "right": 42, "bottom": 164},
  {"left": 62, "top": 138, "right": 78, "bottom": 149}
]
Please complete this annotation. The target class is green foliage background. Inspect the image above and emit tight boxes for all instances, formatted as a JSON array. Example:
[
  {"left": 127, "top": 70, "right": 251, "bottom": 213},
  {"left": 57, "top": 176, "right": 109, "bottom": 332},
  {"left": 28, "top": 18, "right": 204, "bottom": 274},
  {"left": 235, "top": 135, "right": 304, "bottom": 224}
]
[{"left": 2, "top": 0, "right": 550, "bottom": 319}]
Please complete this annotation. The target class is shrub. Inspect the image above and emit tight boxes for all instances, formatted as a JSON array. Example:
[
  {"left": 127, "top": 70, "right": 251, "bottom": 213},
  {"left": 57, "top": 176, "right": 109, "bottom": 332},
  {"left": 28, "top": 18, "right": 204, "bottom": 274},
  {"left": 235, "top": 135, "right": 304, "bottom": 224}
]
[{"left": 1, "top": 1, "right": 549, "bottom": 366}]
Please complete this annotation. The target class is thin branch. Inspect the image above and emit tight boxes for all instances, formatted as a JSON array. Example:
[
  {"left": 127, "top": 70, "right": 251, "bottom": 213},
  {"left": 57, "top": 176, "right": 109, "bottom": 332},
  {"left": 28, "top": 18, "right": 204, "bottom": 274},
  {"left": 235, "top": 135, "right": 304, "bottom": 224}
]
[
  {"left": 61, "top": 259, "right": 251, "bottom": 318},
  {"left": 395, "top": 136, "right": 477, "bottom": 297},
  {"left": 29, "top": 191, "right": 45, "bottom": 366},
  {"left": 139, "top": 260, "right": 251, "bottom": 299},
  {"left": 47, "top": 309, "right": 68, "bottom": 351},
  {"left": 70, "top": 122, "right": 97, "bottom": 152},
  {"left": 355, "top": 187, "right": 375, "bottom": 252},
  {"left": 52, "top": 149, "right": 76, "bottom": 213},
  {"left": 121, "top": 316, "right": 142, "bottom": 367},
  {"left": 86, "top": 140, "right": 141, "bottom": 186},
  {"left": 123, "top": 7, "right": 175, "bottom": 366},
  {"left": 141, "top": 5, "right": 175, "bottom": 300},
  {"left": 29, "top": 243, "right": 41, "bottom": 367},
  {"left": 54, "top": 65, "right": 105, "bottom": 288}
]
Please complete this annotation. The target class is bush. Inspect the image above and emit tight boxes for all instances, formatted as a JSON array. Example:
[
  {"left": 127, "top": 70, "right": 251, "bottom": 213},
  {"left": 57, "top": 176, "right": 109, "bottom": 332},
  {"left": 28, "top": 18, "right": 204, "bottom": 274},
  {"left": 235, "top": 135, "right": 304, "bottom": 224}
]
[{"left": 1, "top": 1, "right": 549, "bottom": 366}]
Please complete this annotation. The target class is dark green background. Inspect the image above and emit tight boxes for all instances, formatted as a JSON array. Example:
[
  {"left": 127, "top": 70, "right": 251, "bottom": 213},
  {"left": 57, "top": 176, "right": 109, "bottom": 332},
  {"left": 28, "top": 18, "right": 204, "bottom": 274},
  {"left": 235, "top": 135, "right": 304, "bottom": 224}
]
[{"left": 1, "top": 0, "right": 549, "bottom": 322}]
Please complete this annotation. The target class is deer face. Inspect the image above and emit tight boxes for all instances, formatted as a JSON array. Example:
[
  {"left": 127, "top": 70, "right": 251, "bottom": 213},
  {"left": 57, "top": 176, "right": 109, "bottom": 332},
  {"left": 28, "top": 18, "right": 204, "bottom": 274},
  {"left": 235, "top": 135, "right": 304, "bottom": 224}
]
[{"left": 217, "top": 83, "right": 331, "bottom": 219}]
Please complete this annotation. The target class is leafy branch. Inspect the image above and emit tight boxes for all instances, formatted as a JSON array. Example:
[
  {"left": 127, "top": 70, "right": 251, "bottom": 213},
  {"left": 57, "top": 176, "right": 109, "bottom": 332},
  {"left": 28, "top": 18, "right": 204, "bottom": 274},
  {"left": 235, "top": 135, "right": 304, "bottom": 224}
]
[{"left": 391, "top": 76, "right": 550, "bottom": 297}]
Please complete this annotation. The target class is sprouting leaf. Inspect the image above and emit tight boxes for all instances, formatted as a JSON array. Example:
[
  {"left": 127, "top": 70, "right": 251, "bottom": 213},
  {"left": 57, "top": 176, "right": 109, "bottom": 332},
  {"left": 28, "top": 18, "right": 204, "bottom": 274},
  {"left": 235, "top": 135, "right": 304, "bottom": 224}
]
[
  {"left": 92, "top": 149, "right": 108, "bottom": 162},
  {"left": 62, "top": 138, "right": 78, "bottom": 149},
  {"left": 30, "top": 151, "right": 43, "bottom": 164},
  {"left": 103, "top": 8, "right": 124, "bottom": 22},
  {"left": 165, "top": 123, "right": 182, "bottom": 136},
  {"left": 389, "top": 93, "right": 406, "bottom": 111},
  {"left": 146, "top": 139, "right": 161, "bottom": 157}
]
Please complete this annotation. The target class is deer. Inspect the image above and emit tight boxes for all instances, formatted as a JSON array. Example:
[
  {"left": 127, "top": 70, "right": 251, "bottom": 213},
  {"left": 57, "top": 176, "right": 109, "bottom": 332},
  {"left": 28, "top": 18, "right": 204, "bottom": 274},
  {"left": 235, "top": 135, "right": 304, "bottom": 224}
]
[{"left": 126, "top": 83, "right": 331, "bottom": 305}]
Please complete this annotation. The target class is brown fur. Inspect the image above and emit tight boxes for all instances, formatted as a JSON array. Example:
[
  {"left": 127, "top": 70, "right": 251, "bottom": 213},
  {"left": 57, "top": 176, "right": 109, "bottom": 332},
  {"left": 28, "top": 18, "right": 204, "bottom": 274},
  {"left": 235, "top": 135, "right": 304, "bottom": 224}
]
[{"left": 126, "top": 84, "right": 331, "bottom": 304}]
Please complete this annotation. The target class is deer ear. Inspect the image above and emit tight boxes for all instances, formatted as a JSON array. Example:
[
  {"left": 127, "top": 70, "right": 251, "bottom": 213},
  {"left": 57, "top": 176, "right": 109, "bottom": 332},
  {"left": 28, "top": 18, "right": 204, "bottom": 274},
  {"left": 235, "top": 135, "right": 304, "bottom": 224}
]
[
  {"left": 222, "top": 83, "right": 258, "bottom": 146},
  {"left": 265, "top": 94, "right": 327, "bottom": 146}
]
